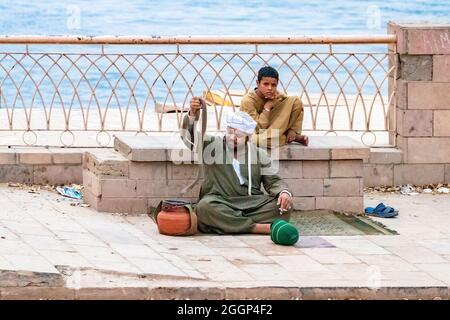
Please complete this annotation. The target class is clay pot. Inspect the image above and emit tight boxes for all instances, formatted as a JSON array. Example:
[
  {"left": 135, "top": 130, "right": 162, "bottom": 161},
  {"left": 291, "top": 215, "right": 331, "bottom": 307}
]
[{"left": 157, "top": 205, "right": 191, "bottom": 236}]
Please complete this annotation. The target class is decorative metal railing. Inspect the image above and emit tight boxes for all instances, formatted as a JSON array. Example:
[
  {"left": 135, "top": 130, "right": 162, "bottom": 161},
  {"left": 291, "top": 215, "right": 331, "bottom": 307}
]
[{"left": 0, "top": 35, "right": 397, "bottom": 147}]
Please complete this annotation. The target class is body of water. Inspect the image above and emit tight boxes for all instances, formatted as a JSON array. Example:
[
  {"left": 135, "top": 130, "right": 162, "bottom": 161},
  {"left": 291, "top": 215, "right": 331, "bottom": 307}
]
[{"left": 1, "top": 0, "right": 449, "bottom": 36}]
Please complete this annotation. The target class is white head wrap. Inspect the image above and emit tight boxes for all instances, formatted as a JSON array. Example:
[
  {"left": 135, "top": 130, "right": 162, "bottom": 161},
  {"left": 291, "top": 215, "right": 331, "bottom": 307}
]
[{"left": 226, "top": 111, "right": 257, "bottom": 135}]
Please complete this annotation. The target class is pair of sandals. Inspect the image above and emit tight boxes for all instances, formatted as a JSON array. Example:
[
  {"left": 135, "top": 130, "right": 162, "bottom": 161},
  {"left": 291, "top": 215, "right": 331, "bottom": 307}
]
[{"left": 364, "top": 202, "right": 398, "bottom": 218}]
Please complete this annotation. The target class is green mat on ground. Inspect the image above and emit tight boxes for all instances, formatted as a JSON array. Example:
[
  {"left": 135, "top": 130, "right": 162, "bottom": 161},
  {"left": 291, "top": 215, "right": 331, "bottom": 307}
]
[{"left": 289, "top": 210, "right": 397, "bottom": 236}]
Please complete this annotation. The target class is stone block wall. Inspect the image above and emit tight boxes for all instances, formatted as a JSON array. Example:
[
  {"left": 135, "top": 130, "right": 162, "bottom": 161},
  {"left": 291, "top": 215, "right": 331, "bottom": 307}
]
[
  {"left": 82, "top": 136, "right": 368, "bottom": 215},
  {"left": 363, "top": 22, "right": 450, "bottom": 187},
  {"left": 82, "top": 148, "right": 202, "bottom": 215},
  {"left": 0, "top": 147, "right": 82, "bottom": 185}
]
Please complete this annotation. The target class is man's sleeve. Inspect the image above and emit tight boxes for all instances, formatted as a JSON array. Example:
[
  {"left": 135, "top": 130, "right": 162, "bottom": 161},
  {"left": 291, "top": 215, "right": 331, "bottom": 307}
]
[
  {"left": 259, "top": 148, "right": 290, "bottom": 197},
  {"left": 289, "top": 97, "right": 304, "bottom": 134},
  {"left": 240, "top": 96, "right": 270, "bottom": 130}
]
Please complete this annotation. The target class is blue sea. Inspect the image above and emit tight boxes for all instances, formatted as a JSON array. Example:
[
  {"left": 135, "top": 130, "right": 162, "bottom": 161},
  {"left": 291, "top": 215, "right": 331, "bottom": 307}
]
[{"left": 1, "top": 0, "right": 449, "bottom": 36}]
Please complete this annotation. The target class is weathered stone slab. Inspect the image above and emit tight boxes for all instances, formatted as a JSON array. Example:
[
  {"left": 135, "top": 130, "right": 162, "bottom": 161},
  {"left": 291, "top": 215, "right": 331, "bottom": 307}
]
[
  {"left": 407, "top": 138, "right": 450, "bottom": 163},
  {"left": 399, "top": 54, "right": 432, "bottom": 81},
  {"left": 364, "top": 164, "right": 394, "bottom": 187},
  {"left": 0, "top": 270, "right": 64, "bottom": 288},
  {"left": 394, "top": 164, "right": 445, "bottom": 185},
  {"left": 84, "top": 149, "right": 129, "bottom": 177},
  {"left": 397, "top": 110, "right": 433, "bottom": 137},
  {"left": 408, "top": 83, "right": 450, "bottom": 110},
  {"left": 433, "top": 55, "right": 450, "bottom": 81},
  {"left": 369, "top": 148, "right": 402, "bottom": 164}
]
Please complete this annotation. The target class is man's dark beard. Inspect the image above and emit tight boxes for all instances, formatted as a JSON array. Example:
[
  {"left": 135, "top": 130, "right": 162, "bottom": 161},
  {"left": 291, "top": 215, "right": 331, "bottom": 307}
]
[
  {"left": 234, "top": 138, "right": 248, "bottom": 154},
  {"left": 225, "top": 136, "right": 248, "bottom": 153}
]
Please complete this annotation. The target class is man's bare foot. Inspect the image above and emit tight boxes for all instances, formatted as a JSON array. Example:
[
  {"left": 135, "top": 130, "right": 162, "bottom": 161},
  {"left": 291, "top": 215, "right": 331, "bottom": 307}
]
[
  {"left": 295, "top": 134, "right": 309, "bottom": 146},
  {"left": 250, "top": 223, "right": 271, "bottom": 234}
]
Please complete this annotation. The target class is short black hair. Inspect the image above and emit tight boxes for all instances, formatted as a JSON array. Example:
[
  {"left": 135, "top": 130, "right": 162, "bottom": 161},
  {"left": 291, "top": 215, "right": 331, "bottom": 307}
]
[{"left": 257, "top": 66, "right": 279, "bottom": 82}]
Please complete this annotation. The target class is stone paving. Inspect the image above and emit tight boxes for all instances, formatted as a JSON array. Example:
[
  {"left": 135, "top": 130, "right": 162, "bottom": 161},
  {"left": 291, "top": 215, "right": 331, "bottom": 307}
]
[{"left": 0, "top": 183, "right": 449, "bottom": 299}]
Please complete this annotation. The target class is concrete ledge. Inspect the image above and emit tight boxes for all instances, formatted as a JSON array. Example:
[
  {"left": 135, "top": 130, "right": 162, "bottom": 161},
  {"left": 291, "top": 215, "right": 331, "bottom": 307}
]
[
  {"left": 83, "top": 136, "right": 367, "bottom": 215},
  {"left": 114, "top": 135, "right": 370, "bottom": 162},
  {"left": 0, "top": 147, "right": 85, "bottom": 185},
  {"left": 0, "top": 285, "right": 448, "bottom": 300},
  {"left": 2, "top": 143, "right": 441, "bottom": 188},
  {"left": 83, "top": 149, "right": 129, "bottom": 178},
  {"left": 0, "top": 270, "right": 64, "bottom": 288},
  {"left": 298, "top": 286, "right": 449, "bottom": 300},
  {"left": 4, "top": 141, "right": 415, "bottom": 189},
  {"left": 0, "top": 287, "right": 75, "bottom": 300},
  {"left": 369, "top": 148, "right": 403, "bottom": 164},
  {"left": 114, "top": 135, "right": 185, "bottom": 162},
  {"left": 1, "top": 140, "right": 423, "bottom": 203},
  {"left": 75, "top": 287, "right": 154, "bottom": 300}
]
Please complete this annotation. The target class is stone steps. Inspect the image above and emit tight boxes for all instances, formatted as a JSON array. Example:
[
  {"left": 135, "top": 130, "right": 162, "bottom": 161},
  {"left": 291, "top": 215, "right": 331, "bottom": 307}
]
[
  {"left": 83, "top": 135, "right": 370, "bottom": 215},
  {"left": 0, "top": 284, "right": 448, "bottom": 300}
]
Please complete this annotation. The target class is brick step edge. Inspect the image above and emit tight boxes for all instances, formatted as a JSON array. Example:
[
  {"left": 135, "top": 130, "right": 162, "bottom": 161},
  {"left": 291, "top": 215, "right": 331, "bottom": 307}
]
[{"left": 0, "top": 286, "right": 448, "bottom": 300}]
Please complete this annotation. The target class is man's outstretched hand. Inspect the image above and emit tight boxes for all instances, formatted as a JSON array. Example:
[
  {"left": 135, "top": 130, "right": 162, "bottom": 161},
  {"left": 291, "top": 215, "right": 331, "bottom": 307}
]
[
  {"left": 286, "top": 129, "right": 309, "bottom": 146},
  {"left": 277, "top": 192, "right": 293, "bottom": 215}
]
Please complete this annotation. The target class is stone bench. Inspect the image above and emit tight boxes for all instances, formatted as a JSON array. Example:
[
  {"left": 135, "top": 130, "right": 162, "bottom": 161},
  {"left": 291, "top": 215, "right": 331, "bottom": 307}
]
[{"left": 83, "top": 134, "right": 369, "bottom": 215}]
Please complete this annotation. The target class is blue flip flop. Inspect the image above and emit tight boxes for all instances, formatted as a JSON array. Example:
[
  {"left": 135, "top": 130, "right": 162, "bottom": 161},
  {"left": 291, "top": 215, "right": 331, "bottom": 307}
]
[
  {"left": 56, "top": 186, "right": 82, "bottom": 200},
  {"left": 365, "top": 202, "right": 398, "bottom": 218}
]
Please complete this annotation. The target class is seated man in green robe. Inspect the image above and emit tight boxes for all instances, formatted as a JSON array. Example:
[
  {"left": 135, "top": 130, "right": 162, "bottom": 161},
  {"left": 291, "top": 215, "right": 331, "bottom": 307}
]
[
  {"left": 180, "top": 97, "right": 293, "bottom": 234},
  {"left": 240, "top": 66, "right": 309, "bottom": 149}
]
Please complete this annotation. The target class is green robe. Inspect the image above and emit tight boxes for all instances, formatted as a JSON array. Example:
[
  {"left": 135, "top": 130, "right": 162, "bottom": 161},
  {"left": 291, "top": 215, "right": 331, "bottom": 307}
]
[{"left": 181, "top": 114, "right": 291, "bottom": 234}]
